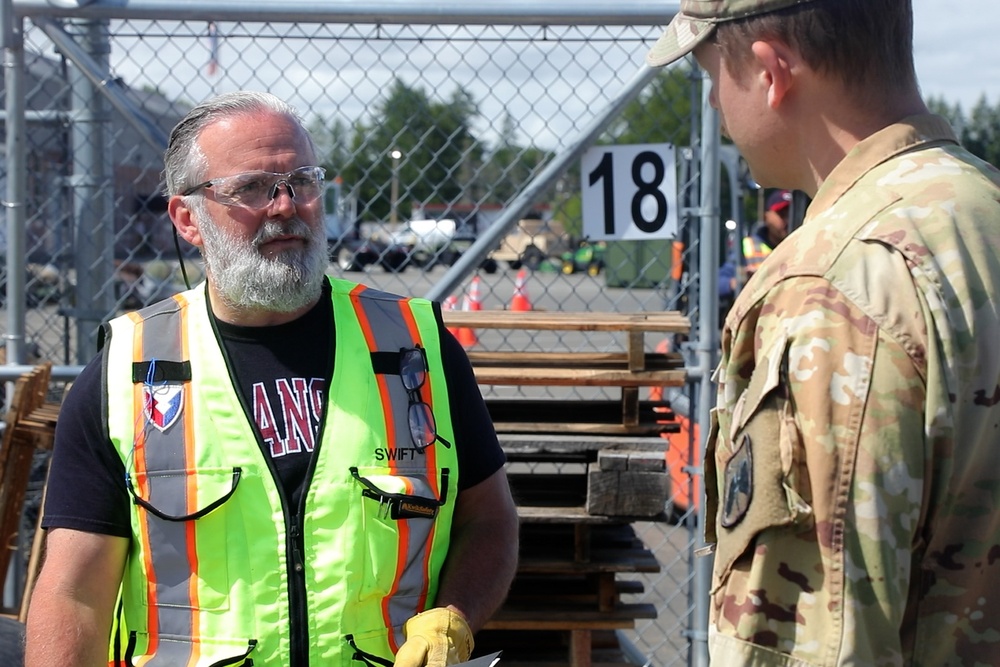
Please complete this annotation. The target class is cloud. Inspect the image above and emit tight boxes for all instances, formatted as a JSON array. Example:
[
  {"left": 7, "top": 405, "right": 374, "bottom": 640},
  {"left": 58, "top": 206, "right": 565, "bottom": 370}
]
[{"left": 913, "top": 0, "right": 999, "bottom": 109}]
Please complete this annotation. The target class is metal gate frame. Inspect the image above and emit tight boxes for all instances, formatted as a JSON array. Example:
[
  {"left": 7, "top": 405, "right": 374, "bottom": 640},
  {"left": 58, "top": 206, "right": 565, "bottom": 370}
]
[{"left": 1, "top": 3, "right": 723, "bottom": 665}]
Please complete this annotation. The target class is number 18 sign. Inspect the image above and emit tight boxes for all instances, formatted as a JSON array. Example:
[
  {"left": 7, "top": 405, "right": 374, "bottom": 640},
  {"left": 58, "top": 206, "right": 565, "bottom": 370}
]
[{"left": 581, "top": 143, "right": 678, "bottom": 241}]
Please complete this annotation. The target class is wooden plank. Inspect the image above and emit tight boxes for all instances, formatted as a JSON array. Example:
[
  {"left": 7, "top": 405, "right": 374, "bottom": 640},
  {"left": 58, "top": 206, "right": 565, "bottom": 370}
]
[
  {"left": 483, "top": 604, "right": 658, "bottom": 630},
  {"left": 517, "top": 549, "right": 661, "bottom": 575},
  {"left": 495, "top": 422, "right": 676, "bottom": 437},
  {"left": 471, "top": 366, "right": 686, "bottom": 387},
  {"left": 517, "top": 505, "right": 671, "bottom": 523},
  {"left": 500, "top": 433, "right": 667, "bottom": 458},
  {"left": 570, "top": 630, "right": 592, "bottom": 667},
  {"left": 585, "top": 466, "right": 671, "bottom": 518},
  {"left": 622, "top": 388, "right": 639, "bottom": 427},
  {"left": 442, "top": 310, "right": 690, "bottom": 333},
  {"left": 467, "top": 351, "right": 682, "bottom": 369},
  {"left": 486, "top": 398, "right": 675, "bottom": 426},
  {"left": 626, "top": 331, "right": 645, "bottom": 371}
]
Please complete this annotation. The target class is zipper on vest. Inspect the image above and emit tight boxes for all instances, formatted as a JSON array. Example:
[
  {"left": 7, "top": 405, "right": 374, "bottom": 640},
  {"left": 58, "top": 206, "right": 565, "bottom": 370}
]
[
  {"left": 287, "top": 515, "right": 309, "bottom": 667},
  {"left": 210, "top": 303, "right": 324, "bottom": 667},
  {"left": 289, "top": 521, "right": 305, "bottom": 574}
]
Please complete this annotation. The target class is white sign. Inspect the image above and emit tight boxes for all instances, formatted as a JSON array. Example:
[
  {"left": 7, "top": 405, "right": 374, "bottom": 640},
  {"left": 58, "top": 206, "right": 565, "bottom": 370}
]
[{"left": 581, "top": 143, "right": 678, "bottom": 241}]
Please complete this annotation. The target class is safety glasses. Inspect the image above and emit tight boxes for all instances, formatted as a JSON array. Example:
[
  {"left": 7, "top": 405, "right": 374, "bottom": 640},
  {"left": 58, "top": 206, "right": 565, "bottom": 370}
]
[
  {"left": 181, "top": 165, "right": 326, "bottom": 209},
  {"left": 400, "top": 347, "right": 451, "bottom": 450}
]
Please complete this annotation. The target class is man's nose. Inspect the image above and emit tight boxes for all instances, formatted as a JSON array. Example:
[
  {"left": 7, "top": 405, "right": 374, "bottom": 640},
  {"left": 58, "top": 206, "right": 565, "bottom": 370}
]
[{"left": 266, "top": 181, "right": 297, "bottom": 216}]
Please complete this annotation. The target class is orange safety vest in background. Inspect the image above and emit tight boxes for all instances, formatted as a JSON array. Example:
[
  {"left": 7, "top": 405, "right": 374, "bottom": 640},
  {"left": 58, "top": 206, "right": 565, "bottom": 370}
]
[{"left": 741, "top": 235, "right": 773, "bottom": 275}]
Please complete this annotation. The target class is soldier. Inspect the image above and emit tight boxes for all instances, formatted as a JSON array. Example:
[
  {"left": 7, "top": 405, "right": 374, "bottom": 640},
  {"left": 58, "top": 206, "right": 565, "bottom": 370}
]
[{"left": 647, "top": 0, "right": 1000, "bottom": 665}]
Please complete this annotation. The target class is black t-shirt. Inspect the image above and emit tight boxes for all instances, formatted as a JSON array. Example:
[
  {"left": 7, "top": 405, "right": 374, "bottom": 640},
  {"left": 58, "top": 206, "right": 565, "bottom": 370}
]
[{"left": 42, "top": 285, "right": 504, "bottom": 538}]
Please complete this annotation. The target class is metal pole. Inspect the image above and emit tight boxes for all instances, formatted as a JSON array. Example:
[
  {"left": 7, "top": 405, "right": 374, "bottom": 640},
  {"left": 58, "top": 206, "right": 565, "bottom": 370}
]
[
  {"left": 67, "top": 17, "right": 116, "bottom": 362},
  {"left": 426, "top": 62, "right": 659, "bottom": 302},
  {"left": 390, "top": 149, "right": 401, "bottom": 226},
  {"left": 12, "top": 0, "right": 676, "bottom": 25},
  {"left": 692, "top": 66, "right": 720, "bottom": 667},
  {"left": 33, "top": 17, "right": 170, "bottom": 154},
  {"left": 0, "top": 0, "right": 27, "bottom": 613},
  {"left": 2, "top": 0, "right": 27, "bottom": 369}
]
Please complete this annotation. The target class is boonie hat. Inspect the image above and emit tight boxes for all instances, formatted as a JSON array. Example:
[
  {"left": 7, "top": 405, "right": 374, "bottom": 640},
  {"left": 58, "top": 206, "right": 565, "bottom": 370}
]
[
  {"left": 646, "top": 0, "right": 815, "bottom": 68},
  {"left": 766, "top": 189, "right": 792, "bottom": 213}
]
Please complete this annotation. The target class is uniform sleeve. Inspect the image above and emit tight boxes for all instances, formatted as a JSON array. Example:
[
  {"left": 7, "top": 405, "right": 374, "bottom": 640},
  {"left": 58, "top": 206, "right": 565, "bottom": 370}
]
[
  {"left": 42, "top": 351, "right": 133, "bottom": 538},
  {"left": 440, "top": 328, "right": 506, "bottom": 490},
  {"left": 709, "top": 276, "right": 926, "bottom": 666}
]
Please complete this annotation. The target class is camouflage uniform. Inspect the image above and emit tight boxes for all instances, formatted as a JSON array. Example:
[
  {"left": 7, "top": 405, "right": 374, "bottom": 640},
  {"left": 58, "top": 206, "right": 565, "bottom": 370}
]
[{"left": 706, "top": 114, "right": 1000, "bottom": 665}]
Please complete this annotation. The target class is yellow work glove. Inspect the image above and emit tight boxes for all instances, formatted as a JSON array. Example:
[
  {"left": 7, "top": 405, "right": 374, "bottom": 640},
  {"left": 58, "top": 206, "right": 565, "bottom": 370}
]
[{"left": 394, "top": 607, "right": 474, "bottom": 667}]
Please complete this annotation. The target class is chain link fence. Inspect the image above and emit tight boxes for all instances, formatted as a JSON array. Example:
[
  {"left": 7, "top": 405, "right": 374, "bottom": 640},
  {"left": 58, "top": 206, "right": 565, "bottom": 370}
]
[{"left": 2, "top": 4, "right": 724, "bottom": 665}]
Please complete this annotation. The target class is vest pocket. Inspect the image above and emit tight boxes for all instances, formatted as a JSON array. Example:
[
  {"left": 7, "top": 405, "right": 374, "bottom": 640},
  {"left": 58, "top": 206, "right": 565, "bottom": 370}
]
[
  {"left": 124, "top": 632, "right": 257, "bottom": 666},
  {"left": 126, "top": 466, "right": 242, "bottom": 521},
  {"left": 345, "top": 631, "right": 395, "bottom": 667},
  {"left": 351, "top": 466, "right": 447, "bottom": 601},
  {"left": 129, "top": 467, "right": 239, "bottom": 612}
]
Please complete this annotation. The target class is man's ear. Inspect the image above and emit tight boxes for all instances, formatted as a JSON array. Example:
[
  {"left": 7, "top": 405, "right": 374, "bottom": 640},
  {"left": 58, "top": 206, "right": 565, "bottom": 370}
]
[
  {"left": 751, "top": 39, "right": 794, "bottom": 109},
  {"left": 168, "top": 195, "right": 203, "bottom": 248}
]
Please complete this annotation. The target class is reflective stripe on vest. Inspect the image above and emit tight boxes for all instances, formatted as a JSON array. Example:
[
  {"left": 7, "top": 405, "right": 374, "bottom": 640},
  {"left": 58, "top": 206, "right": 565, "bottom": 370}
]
[
  {"left": 105, "top": 280, "right": 455, "bottom": 666},
  {"left": 348, "top": 283, "right": 443, "bottom": 650}
]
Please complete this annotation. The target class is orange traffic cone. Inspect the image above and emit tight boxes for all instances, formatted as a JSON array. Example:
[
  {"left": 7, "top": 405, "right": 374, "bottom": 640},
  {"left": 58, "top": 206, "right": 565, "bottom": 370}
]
[
  {"left": 442, "top": 294, "right": 460, "bottom": 337},
  {"left": 649, "top": 338, "right": 671, "bottom": 402},
  {"left": 455, "top": 277, "right": 481, "bottom": 348},
  {"left": 510, "top": 268, "right": 532, "bottom": 312}
]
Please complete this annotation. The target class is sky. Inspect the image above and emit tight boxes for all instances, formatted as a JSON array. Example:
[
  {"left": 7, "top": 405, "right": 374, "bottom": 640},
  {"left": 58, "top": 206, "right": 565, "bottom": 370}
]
[
  {"left": 20, "top": 1, "right": 999, "bottom": 154},
  {"left": 912, "top": 0, "right": 999, "bottom": 110}
]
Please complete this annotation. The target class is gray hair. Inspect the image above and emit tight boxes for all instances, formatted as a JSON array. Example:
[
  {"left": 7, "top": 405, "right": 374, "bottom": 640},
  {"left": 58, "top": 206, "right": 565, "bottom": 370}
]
[{"left": 162, "top": 91, "right": 315, "bottom": 196}]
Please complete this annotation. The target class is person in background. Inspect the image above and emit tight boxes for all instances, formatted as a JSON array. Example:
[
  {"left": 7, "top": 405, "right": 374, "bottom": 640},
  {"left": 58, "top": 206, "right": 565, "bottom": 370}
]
[
  {"left": 647, "top": 0, "right": 1000, "bottom": 664},
  {"left": 718, "top": 188, "right": 791, "bottom": 311},
  {"left": 24, "top": 90, "right": 519, "bottom": 667}
]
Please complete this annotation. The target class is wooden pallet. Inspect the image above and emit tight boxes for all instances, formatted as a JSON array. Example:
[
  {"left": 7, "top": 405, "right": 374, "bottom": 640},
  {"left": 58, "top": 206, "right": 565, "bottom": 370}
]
[
  {"left": 441, "top": 313, "right": 689, "bottom": 666},
  {"left": 486, "top": 398, "right": 679, "bottom": 437},
  {"left": 479, "top": 522, "right": 658, "bottom": 667},
  {"left": 443, "top": 310, "right": 689, "bottom": 434},
  {"left": 503, "top": 434, "right": 672, "bottom": 521},
  {"left": 0, "top": 362, "right": 61, "bottom": 621}
]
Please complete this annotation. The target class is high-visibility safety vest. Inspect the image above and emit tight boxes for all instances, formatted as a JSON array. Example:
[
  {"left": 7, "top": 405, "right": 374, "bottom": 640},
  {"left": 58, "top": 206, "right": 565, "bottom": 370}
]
[
  {"left": 102, "top": 277, "right": 458, "bottom": 667},
  {"left": 741, "top": 235, "right": 773, "bottom": 274}
]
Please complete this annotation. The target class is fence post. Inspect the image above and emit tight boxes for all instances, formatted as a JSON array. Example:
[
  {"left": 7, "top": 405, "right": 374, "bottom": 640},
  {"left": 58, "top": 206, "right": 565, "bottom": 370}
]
[
  {"left": 693, "top": 66, "right": 720, "bottom": 667},
  {"left": 67, "top": 18, "right": 115, "bottom": 362}
]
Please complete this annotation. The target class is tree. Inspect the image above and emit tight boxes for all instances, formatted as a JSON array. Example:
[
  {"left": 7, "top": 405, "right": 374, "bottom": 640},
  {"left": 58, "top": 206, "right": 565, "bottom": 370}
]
[
  {"left": 962, "top": 94, "right": 1000, "bottom": 168},
  {"left": 608, "top": 64, "right": 696, "bottom": 147},
  {"left": 340, "top": 79, "right": 481, "bottom": 223},
  {"left": 474, "top": 111, "right": 553, "bottom": 207}
]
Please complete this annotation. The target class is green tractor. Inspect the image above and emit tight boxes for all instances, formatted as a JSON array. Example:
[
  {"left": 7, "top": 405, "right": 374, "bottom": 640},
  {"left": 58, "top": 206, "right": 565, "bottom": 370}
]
[{"left": 560, "top": 241, "right": 606, "bottom": 277}]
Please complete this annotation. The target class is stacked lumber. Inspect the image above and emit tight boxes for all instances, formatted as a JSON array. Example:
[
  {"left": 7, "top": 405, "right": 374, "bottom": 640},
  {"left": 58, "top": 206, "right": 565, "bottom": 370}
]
[
  {"left": 0, "top": 362, "right": 60, "bottom": 621},
  {"left": 441, "top": 311, "right": 690, "bottom": 667}
]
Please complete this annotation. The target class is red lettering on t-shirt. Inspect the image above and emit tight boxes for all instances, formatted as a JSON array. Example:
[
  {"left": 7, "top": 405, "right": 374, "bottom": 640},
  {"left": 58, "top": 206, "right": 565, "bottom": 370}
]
[{"left": 253, "top": 378, "right": 326, "bottom": 459}]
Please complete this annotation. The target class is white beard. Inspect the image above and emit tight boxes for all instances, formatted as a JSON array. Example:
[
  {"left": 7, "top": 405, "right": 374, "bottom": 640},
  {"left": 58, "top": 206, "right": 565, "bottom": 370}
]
[{"left": 197, "top": 209, "right": 328, "bottom": 313}]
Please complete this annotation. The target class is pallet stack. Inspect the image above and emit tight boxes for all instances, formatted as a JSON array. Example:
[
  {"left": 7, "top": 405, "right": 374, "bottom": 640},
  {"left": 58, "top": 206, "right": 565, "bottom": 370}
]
[{"left": 441, "top": 310, "right": 690, "bottom": 667}]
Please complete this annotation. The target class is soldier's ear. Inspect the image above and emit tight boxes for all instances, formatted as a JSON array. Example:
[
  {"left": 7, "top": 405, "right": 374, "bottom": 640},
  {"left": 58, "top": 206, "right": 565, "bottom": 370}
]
[
  {"left": 168, "top": 195, "right": 203, "bottom": 248},
  {"left": 751, "top": 39, "right": 795, "bottom": 110}
]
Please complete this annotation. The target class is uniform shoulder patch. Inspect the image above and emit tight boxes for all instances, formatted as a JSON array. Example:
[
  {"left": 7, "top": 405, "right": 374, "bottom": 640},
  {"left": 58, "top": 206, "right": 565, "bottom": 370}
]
[{"left": 721, "top": 434, "right": 753, "bottom": 528}]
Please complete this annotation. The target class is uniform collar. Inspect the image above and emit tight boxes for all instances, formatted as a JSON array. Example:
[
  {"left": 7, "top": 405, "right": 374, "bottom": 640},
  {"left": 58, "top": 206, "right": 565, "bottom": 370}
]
[{"left": 808, "top": 114, "right": 959, "bottom": 218}]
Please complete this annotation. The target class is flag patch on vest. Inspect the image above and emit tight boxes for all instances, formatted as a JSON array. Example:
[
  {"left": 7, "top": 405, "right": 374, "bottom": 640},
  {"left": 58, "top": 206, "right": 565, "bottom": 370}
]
[{"left": 144, "top": 384, "right": 184, "bottom": 431}]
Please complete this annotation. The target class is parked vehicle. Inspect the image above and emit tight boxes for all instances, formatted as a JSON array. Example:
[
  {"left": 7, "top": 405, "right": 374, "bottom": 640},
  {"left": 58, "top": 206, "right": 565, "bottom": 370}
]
[
  {"left": 391, "top": 219, "right": 497, "bottom": 273},
  {"left": 326, "top": 215, "right": 408, "bottom": 272},
  {"left": 489, "top": 218, "right": 570, "bottom": 271}
]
